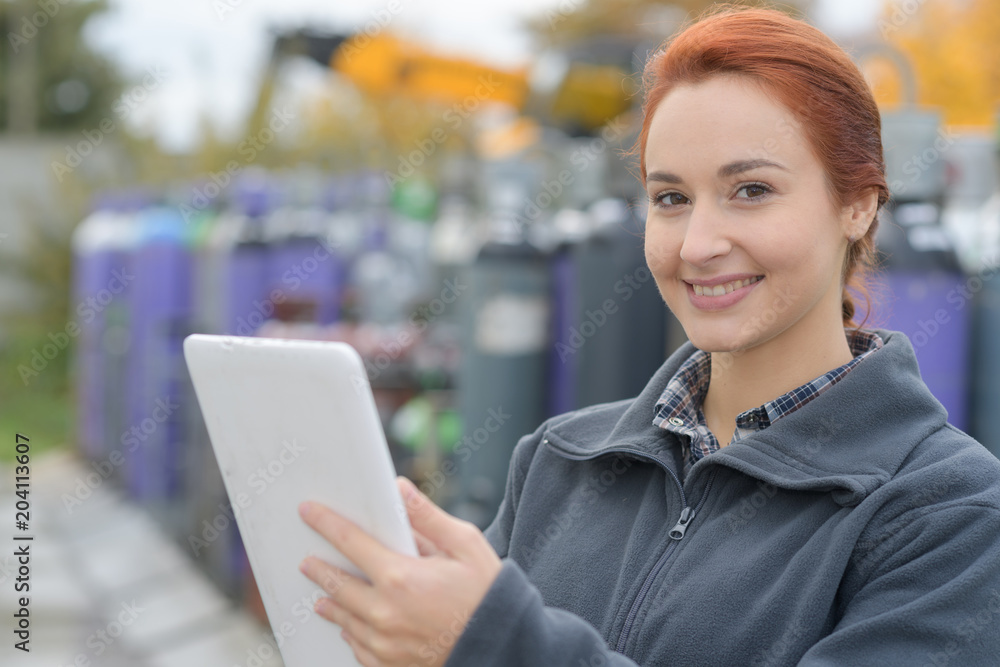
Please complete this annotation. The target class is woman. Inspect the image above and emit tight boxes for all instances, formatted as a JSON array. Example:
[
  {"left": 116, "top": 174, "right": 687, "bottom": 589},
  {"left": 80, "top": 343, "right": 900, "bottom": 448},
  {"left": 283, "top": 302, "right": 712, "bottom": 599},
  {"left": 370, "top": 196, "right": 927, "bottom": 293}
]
[{"left": 297, "top": 6, "right": 1000, "bottom": 666}]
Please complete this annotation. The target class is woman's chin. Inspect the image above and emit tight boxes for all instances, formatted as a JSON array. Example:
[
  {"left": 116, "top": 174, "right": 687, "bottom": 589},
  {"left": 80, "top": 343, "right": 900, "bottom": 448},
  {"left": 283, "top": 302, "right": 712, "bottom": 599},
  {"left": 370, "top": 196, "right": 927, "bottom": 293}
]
[
  {"left": 691, "top": 341, "right": 746, "bottom": 355},
  {"left": 681, "top": 326, "right": 755, "bottom": 355}
]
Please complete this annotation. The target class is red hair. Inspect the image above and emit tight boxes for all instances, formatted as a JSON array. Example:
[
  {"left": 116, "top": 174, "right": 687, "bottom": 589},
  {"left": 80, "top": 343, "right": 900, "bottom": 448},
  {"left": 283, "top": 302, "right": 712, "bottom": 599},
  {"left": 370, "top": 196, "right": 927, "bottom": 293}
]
[{"left": 634, "top": 5, "right": 889, "bottom": 328}]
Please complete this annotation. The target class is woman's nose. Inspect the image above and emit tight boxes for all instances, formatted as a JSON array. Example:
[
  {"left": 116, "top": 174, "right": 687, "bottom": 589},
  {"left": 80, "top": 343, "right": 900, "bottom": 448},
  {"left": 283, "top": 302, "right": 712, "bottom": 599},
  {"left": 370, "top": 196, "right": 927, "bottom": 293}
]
[{"left": 679, "top": 203, "right": 732, "bottom": 267}]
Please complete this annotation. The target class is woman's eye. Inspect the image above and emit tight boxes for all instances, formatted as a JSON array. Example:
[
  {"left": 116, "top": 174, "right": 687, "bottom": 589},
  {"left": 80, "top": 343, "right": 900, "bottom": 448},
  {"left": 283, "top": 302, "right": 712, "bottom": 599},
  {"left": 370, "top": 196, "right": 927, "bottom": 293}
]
[
  {"left": 652, "top": 192, "right": 690, "bottom": 207},
  {"left": 736, "top": 183, "right": 772, "bottom": 200}
]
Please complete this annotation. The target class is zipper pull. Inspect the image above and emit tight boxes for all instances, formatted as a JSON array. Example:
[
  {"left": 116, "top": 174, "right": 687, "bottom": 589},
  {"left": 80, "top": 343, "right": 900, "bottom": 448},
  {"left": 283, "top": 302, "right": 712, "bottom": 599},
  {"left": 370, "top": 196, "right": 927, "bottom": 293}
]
[{"left": 669, "top": 507, "right": 694, "bottom": 540}]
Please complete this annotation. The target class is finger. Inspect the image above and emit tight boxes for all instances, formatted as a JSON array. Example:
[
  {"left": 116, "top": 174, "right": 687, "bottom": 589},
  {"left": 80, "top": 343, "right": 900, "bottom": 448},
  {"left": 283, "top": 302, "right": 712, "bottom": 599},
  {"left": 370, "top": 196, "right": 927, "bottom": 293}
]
[
  {"left": 413, "top": 529, "right": 443, "bottom": 557},
  {"left": 396, "top": 478, "right": 444, "bottom": 557},
  {"left": 397, "top": 476, "right": 480, "bottom": 559},
  {"left": 299, "top": 557, "right": 379, "bottom": 620},
  {"left": 314, "top": 596, "right": 348, "bottom": 627},
  {"left": 299, "top": 501, "right": 397, "bottom": 582},
  {"left": 316, "top": 601, "right": 380, "bottom": 667},
  {"left": 341, "top": 629, "right": 381, "bottom": 667}
]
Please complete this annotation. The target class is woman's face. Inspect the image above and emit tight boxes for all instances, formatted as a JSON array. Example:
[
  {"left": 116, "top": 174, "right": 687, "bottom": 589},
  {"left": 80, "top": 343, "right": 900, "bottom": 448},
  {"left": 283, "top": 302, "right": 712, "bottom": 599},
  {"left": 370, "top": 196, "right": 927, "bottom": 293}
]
[{"left": 643, "top": 75, "right": 857, "bottom": 354}]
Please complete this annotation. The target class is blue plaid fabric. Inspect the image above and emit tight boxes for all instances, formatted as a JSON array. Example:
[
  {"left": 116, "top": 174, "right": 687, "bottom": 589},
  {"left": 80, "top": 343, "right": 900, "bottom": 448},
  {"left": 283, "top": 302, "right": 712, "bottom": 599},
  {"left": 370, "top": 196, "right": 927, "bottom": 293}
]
[{"left": 653, "top": 329, "right": 884, "bottom": 480}]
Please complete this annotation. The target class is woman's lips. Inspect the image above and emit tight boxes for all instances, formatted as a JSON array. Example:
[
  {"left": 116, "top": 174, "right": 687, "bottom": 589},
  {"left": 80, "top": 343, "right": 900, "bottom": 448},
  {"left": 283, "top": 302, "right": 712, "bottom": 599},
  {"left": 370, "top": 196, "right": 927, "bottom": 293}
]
[
  {"left": 690, "top": 275, "right": 762, "bottom": 296},
  {"left": 685, "top": 276, "right": 764, "bottom": 310}
]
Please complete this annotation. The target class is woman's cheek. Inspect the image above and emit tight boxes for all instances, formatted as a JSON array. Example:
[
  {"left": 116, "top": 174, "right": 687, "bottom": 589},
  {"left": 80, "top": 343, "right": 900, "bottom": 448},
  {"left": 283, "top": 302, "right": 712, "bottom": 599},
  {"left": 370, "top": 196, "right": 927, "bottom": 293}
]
[
  {"left": 643, "top": 226, "right": 679, "bottom": 279},
  {"left": 646, "top": 229, "right": 683, "bottom": 296}
]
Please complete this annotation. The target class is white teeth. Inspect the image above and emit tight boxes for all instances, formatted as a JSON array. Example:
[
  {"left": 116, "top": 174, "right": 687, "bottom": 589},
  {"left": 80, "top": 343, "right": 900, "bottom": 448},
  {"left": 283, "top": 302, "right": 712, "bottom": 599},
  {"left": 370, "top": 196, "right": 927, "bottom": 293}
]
[{"left": 692, "top": 276, "right": 761, "bottom": 297}]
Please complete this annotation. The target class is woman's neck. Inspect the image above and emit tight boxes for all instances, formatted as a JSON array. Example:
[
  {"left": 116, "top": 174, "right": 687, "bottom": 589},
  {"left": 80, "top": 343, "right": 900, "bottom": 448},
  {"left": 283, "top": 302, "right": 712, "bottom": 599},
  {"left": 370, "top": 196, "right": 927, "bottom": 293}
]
[{"left": 702, "top": 311, "right": 854, "bottom": 447}]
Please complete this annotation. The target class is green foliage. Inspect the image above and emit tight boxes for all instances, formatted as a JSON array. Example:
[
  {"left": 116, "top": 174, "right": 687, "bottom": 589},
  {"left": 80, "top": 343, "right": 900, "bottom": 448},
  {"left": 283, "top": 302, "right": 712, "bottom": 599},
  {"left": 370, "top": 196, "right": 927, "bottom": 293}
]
[
  {"left": 0, "top": 185, "right": 86, "bottom": 458},
  {"left": 0, "top": 323, "right": 74, "bottom": 463},
  {"left": 0, "top": 0, "right": 123, "bottom": 456},
  {"left": 0, "top": 0, "right": 123, "bottom": 132},
  {"left": 524, "top": 0, "right": 815, "bottom": 51}
]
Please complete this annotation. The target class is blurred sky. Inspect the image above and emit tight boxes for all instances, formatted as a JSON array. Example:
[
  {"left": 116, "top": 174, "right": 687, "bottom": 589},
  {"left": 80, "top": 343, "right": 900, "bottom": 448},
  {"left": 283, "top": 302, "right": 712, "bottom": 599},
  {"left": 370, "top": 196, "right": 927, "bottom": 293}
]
[{"left": 83, "top": 0, "right": 883, "bottom": 152}]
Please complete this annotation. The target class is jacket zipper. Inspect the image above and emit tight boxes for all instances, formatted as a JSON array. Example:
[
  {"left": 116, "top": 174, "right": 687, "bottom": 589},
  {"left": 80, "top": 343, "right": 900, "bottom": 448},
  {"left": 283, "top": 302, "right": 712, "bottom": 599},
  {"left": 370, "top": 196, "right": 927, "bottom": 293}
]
[
  {"left": 541, "top": 441, "right": 718, "bottom": 655},
  {"left": 613, "top": 467, "right": 716, "bottom": 652}
]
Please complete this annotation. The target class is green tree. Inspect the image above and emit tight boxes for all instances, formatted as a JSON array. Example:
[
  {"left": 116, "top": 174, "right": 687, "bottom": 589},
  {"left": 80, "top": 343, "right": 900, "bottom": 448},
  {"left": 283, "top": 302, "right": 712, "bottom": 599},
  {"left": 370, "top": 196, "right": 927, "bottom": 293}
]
[
  {"left": 0, "top": 0, "right": 123, "bottom": 132},
  {"left": 0, "top": 0, "right": 125, "bottom": 458},
  {"left": 524, "top": 0, "right": 816, "bottom": 51}
]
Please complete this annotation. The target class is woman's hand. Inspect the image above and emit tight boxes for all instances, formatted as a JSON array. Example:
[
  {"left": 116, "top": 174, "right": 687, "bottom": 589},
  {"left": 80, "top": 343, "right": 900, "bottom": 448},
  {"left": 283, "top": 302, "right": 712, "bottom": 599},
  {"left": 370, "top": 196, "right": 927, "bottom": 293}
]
[{"left": 298, "top": 476, "right": 502, "bottom": 667}]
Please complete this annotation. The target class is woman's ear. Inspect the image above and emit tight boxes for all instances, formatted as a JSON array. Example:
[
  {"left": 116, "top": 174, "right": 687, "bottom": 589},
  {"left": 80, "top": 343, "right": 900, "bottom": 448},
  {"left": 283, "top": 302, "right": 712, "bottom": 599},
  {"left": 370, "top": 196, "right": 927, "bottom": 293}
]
[{"left": 842, "top": 187, "right": 880, "bottom": 242}]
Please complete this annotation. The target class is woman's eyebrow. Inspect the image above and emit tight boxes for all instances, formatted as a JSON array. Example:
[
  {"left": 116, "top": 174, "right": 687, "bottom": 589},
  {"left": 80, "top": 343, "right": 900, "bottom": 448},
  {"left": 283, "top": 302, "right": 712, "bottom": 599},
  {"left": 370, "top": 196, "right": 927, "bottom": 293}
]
[
  {"left": 717, "top": 158, "right": 789, "bottom": 177},
  {"left": 646, "top": 158, "right": 789, "bottom": 185},
  {"left": 646, "top": 170, "right": 683, "bottom": 185}
]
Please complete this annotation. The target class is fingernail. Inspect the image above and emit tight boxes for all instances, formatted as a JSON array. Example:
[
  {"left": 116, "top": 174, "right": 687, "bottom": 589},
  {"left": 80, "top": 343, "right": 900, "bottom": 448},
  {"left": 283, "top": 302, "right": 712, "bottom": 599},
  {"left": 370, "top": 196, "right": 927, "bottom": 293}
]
[
  {"left": 299, "top": 559, "right": 310, "bottom": 575},
  {"left": 400, "top": 477, "right": 417, "bottom": 500},
  {"left": 299, "top": 501, "right": 314, "bottom": 519}
]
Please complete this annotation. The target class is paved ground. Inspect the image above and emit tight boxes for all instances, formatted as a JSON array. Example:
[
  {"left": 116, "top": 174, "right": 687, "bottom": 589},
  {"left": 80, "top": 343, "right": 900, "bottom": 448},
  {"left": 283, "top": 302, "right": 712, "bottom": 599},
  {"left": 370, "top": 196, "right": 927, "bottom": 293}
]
[{"left": 0, "top": 448, "right": 285, "bottom": 667}]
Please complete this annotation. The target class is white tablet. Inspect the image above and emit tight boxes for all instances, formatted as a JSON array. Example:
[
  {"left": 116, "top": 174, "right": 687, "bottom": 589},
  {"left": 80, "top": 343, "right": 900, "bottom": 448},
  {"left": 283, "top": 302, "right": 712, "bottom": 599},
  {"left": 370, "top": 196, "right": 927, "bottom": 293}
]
[{"left": 183, "top": 334, "right": 417, "bottom": 667}]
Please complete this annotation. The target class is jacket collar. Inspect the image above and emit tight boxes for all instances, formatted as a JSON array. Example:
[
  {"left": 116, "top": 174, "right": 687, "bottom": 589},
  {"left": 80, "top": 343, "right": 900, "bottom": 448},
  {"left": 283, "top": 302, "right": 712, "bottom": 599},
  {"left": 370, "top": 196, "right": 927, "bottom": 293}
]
[{"left": 543, "top": 329, "right": 949, "bottom": 506}]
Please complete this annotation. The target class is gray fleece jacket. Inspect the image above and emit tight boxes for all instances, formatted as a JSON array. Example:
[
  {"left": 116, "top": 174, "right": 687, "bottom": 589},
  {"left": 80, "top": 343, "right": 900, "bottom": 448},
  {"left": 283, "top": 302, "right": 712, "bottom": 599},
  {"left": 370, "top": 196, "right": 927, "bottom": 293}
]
[{"left": 444, "top": 329, "right": 1000, "bottom": 666}]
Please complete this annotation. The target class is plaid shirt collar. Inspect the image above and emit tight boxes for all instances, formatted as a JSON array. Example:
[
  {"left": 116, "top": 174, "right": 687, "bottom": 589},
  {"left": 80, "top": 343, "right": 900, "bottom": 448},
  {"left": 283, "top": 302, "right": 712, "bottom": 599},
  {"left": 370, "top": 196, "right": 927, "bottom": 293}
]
[{"left": 653, "top": 329, "right": 884, "bottom": 479}]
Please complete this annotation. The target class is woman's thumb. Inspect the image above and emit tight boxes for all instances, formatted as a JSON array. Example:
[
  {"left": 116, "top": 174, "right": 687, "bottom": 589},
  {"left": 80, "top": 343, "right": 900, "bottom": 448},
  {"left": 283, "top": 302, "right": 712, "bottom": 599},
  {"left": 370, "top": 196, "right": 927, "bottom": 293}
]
[{"left": 397, "top": 476, "right": 476, "bottom": 558}]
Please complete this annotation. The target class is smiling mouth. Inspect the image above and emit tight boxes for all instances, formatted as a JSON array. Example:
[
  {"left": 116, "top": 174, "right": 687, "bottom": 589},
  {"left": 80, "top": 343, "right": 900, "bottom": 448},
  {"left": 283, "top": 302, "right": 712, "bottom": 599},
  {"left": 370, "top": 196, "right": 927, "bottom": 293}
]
[{"left": 690, "top": 276, "right": 763, "bottom": 296}]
